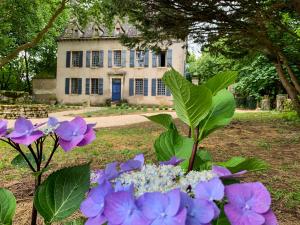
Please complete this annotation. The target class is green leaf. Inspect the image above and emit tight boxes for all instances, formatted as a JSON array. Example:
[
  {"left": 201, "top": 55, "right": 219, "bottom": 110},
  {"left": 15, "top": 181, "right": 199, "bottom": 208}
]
[
  {"left": 163, "top": 69, "right": 212, "bottom": 130},
  {"left": 199, "top": 89, "right": 235, "bottom": 140},
  {"left": 11, "top": 153, "right": 36, "bottom": 168},
  {"left": 204, "top": 71, "right": 238, "bottom": 95},
  {"left": 34, "top": 163, "right": 90, "bottom": 224},
  {"left": 154, "top": 128, "right": 194, "bottom": 168},
  {"left": 192, "top": 150, "right": 213, "bottom": 171},
  {"left": 0, "top": 188, "right": 16, "bottom": 225},
  {"left": 145, "top": 114, "right": 174, "bottom": 129},
  {"left": 217, "top": 157, "right": 268, "bottom": 173},
  {"left": 63, "top": 218, "right": 86, "bottom": 225}
]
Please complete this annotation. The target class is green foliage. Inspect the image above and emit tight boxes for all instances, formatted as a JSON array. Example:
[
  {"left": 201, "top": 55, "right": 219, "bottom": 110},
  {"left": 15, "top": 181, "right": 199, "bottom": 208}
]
[
  {"left": 34, "top": 164, "right": 90, "bottom": 224},
  {"left": 145, "top": 114, "right": 174, "bottom": 129},
  {"left": 217, "top": 157, "right": 268, "bottom": 173},
  {"left": 199, "top": 89, "right": 236, "bottom": 140},
  {"left": 0, "top": 188, "right": 16, "bottom": 225},
  {"left": 163, "top": 69, "right": 212, "bottom": 133},
  {"left": 204, "top": 71, "right": 237, "bottom": 95},
  {"left": 11, "top": 153, "right": 36, "bottom": 168}
]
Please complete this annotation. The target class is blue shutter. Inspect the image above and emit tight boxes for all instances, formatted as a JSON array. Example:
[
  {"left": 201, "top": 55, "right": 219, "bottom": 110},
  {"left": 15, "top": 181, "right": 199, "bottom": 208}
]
[
  {"left": 144, "top": 78, "right": 148, "bottom": 96},
  {"left": 129, "top": 78, "right": 134, "bottom": 96},
  {"left": 79, "top": 51, "right": 83, "bottom": 67},
  {"left": 167, "top": 49, "right": 172, "bottom": 67},
  {"left": 65, "top": 78, "right": 70, "bottom": 94},
  {"left": 66, "top": 51, "right": 71, "bottom": 68},
  {"left": 144, "top": 50, "right": 149, "bottom": 67},
  {"left": 152, "top": 52, "right": 157, "bottom": 67},
  {"left": 130, "top": 49, "right": 135, "bottom": 67},
  {"left": 86, "top": 51, "right": 90, "bottom": 67},
  {"left": 78, "top": 78, "right": 82, "bottom": 94},
  {"left": 166, "top": 88, "right": 171, "bottom": 96},
  {"left": 151, "top": 79, "right": 156, "bottom": 96},
  {"left": 122, "top": 50, "right": 126, "bottom": 67},
  {"left": 85, "top": 78, "right": 90, "bottom": 95},
  {"left": 108, "top": 50, "right": 112, "bottom": 67},
  {"left": 100, "top": 50, "right": 104, "bottom": 67},
  {"left": 99, "top": 78, "right": 103, "bottom": 95}
]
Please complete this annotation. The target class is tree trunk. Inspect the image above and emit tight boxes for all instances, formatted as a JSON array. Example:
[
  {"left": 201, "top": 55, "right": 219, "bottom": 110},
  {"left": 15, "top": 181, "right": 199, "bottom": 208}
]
[
  {"left": 279, "top": 53, "right": 300, "bottom": 94},
  {"left": 273, "top": 57, "right": 300, "bottom": 116},
  {"left": 24, "top": 51, "right": 32, "bottom": 93}
]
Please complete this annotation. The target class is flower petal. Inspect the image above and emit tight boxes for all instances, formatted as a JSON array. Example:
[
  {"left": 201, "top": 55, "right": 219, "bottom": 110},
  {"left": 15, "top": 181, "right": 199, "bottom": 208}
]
[
  {"left": 263, "top": 210, "right": 278, "bottom": 225},
  {"left": 224, "top": 204, "right": 265, "bottom": 225},
  {"left": 85, "top": 213, "right": 107, "bottom": 225},
  {"left": 104, "top": 191, "right": 136, "bottom": 225},
  {"left": 140, "top": 192, "right": 168, "bottom": 219},
  {"left": 77, "top": 126, "right": 96, "bottom": 146},
  {"left": 59, "top": 134, "right": 84, "bottom": 151},
  {"left": 10, "top": 130, "right": 43, "bottom": 146},
  {"left": 80, "top": 197, "right": 103, "bottom": 217},
  {"left": 195, "top": 177, "right": 224, "bottom": 201},
  {"left": 165, "top": 189, "right": 181, "bottom": 216},
  {"left": 14, "top": 117, "right": 33, "bottom": 133},
  {"left": 71, "top": 117, "right": 87, "bottom": 135},
  {"left": 55, "top": 121, "right": 75, "bottom": 141}
]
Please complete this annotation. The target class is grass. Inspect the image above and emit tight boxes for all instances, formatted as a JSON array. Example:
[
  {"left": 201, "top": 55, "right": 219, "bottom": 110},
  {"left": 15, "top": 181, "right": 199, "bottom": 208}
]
[
  {"left": 1, "top": 111, "right": 300, "bottom": 224},
  {"left": 69, "top": 106, "right": 172, "bottom": 117}
]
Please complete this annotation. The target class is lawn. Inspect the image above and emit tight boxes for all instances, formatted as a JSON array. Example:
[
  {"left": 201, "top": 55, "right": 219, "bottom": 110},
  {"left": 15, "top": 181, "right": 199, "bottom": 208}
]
[
  {"left": 67, "top": 105, "right": 172, "bottom": 117},
  {"left": 1, "top": 112, "right": 300, "bottom": 224}
]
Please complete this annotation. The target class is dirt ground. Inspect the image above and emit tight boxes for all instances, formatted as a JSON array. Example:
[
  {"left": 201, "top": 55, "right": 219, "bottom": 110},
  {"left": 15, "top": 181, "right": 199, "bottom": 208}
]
[{"left": 1, "top": 114, "right": 300, "bottom": 224}]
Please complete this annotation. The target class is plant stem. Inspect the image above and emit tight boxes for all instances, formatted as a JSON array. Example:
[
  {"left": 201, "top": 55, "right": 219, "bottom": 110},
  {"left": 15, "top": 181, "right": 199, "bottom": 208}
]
[
  {"left": 187, "top": 126, "right": 200, "bottom": 172},
  {"left": 43, "top": 136, "right": 59, "bottom": 169}
]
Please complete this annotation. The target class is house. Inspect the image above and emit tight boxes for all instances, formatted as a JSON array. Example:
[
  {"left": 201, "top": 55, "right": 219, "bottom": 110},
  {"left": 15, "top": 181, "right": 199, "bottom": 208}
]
[{"left": 56, "top": 21, "right": 187, "bottom": 106}]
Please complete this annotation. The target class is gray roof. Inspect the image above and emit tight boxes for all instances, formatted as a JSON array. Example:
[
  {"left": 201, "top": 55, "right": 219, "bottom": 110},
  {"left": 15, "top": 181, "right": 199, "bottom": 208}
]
[{"left": 58, "top": 20, "right": 139, "bottom": 41}]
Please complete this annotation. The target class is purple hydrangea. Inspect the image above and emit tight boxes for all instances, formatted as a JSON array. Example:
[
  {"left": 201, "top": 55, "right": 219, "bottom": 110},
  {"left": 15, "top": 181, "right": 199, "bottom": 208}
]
[
  {"left": 138, "top": 189, "right": 187, "bottom": 225},
  {"left": 224, "top": 182, "right": 276, "bottom": 225},
  {"left": 120, "top": 154, "right": 144, "bottom": 172},
  {"left": 180, "top": 192, "right": 215, "bottom": 225},
  {"left": 6, "top": 117, "right": 44, "bottom": 145},
  {"left": 80, "top": 179, "right": 113, "bottom": 225},
  {"left": 47, "top": 117, "right": 59, "bottom": 127},
  {"left": 160, "top": 156, "right": 184, "bottom": 166},
  {"left": 0, "top": 119, "right": 8, "bottom": 137},
  {"left": 55, "top": 117, "right": 95, "bottom": 151},
  {"left": 104, "top": 190, "right": 150, "bottom": 225},
  {"left": 212, "top": 165, "right": 247, "bottom": 179}
]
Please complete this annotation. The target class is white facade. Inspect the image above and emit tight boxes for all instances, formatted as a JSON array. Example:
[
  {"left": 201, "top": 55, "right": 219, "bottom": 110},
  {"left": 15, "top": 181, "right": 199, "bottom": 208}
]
[{"left": 56, "top": 22, "right": 186, "bottom": 106}]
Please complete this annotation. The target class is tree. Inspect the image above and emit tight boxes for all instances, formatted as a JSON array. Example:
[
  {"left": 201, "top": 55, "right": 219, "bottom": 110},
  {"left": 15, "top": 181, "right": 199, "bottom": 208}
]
[{"left": 102, "top": 0, "right": 300, "bottom": 115}]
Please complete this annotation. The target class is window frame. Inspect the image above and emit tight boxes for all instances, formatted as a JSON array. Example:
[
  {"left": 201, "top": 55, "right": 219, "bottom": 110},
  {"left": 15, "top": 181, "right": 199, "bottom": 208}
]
[
  {"left": 71, "top": 51, "right": 80, "bottom": 67},
  {"left": 91, "top": 78, "right": 99, "bottom": 94},
  {"left": 157, "top": 78, "right": 166, "bottom": 96},
  {"left": 135, "top": 50, "right": 145, "bottom": 67},
  {"left": 113, "top": 50, "right": 122, "bottom": 67},
  {"left": 157, "top": 51, "right": 167, "bottom": 68},
  {"left": 91, "top": 51, "right": 100, "bottom": 67},
  {"left": 135, "top": 78, "right": 144, "bottom": 95},
  {"left": 71, "top": 78, "right": 80, "bottom": 94}
]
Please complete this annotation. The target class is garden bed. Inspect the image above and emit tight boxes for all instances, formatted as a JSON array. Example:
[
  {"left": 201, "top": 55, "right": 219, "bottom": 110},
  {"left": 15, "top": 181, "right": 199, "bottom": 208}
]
[
  {"left": 0, "top": 112, "right": 299, "bottom": 224},
  {"left": 0, "top": 104, "right": 48, "bottom": 119}
]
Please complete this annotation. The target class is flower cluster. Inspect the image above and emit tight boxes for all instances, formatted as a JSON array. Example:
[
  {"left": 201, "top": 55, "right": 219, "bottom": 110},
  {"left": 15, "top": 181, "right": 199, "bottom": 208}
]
[
  {"left": 81, "top": 155, "right": 278, "bottom": 225},
  {"left": 0, "top": 116, "right": 95, "bottom": 151}
]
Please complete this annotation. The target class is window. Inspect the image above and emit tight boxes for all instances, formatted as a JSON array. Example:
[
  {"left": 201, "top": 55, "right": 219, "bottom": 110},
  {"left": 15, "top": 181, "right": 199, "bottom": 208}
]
[
  {"left": 72, "top": 51, "right": 80, "bottom": 67},
  {"left": 71, "top": 78, "right": 80, "bottom": 94},
  {"left": 157, "top": 79, "right": 166, "bottom": 95},
  {"left": 114, "top": 50, "right": 122, "bottom": 67},
  {"left": 92, "top": 51, "right": 100, "bottom": 67},
  {"left": 158, "top": 51, "right": 167, "bottom": 67},
  {"left": 91, "top": 79, "right": 99, "bottom": 94},
  {"left": 136, "top": 51, "right": 145, "bottom": 67},
  {"left": 135, "top": 79, "right": 144, "bottom": 95}
]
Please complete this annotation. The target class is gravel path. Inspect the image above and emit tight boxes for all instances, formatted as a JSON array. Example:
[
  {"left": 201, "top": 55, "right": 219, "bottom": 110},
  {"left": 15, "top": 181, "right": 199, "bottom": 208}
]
[{"left": 6, "top": 107, "right": 259, "bottom": 129}]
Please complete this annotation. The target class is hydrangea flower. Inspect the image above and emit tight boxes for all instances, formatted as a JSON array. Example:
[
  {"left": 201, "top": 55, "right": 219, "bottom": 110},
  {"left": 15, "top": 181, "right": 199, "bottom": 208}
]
[
  {"left": 195, "top": 177, "right": 225, "bottom": 218},
  {"left": 104, "top": 190, "right": 150, "bottom": 225},
  {"left": 212, "top": 165, "right": 247, "bottom": 179},
  {"left": 224, "top": 182, "right": 274, "bottom": 225},
  {"left": 55, "top": 117, "right": 95, "bottom": 151},
  {"left": 138, "top": 189, "right": 186, "bottom": 225},
  {"left": 160, "top": 156, "right": 184, "bottom": 166},
  {"left": 120, "top": 154, "right": 144, "bottom": 172},
  {"left": 180, "top": 192, "right": 215, "bottom": 225},
  {"left": 6, "top": 117, "right": 43, "bottom": 145},
  {"left": 0, "top": 119, "right": 8, "bottom": 137},
  {"left": 80, "top": 179, "right": 113, "bottom": 225}
]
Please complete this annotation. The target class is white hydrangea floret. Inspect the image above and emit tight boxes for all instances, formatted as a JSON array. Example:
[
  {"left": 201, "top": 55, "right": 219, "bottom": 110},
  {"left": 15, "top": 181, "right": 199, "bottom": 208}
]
[{"left": 114, "top": 164, "right": 217, "bottom": 196}]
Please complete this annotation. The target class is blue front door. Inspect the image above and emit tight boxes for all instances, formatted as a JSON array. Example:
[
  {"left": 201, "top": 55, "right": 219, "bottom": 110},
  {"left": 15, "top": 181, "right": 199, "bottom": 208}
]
[{"left": 112, "top": 79, "right": 121, "bottom": 101}]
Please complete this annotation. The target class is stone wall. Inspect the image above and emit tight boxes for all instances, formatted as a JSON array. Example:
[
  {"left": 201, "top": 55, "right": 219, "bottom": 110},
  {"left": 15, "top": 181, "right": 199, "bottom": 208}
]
[
  {"left": 32, "top": 78, "right": 56, "bottom": 104},
  {"left": 0, "top": 105, "right": 48, "bottom": 119}
]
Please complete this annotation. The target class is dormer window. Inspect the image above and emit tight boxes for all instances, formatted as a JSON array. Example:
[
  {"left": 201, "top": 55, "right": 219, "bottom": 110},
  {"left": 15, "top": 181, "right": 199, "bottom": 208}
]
[{"left": 116, "top": 27, "right": 121, "bottom": 35}]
